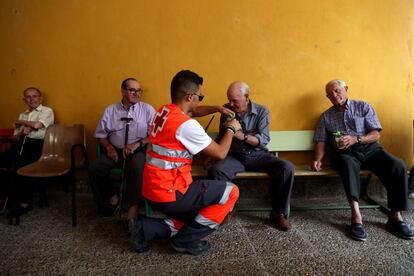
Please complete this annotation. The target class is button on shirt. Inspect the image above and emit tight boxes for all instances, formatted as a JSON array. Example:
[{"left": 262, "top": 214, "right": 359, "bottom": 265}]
[
  {"left": 313, "top": 99, "right": 382, "bottom": 148},
  {"left": 94, "top": 101, "right": 156, "bottom": 149},
  {"left": 218, "top": 101, "right": 270, "bottom": 154},
  {"left": 13, "top": 104, "right": 54, "bottom": 140}
]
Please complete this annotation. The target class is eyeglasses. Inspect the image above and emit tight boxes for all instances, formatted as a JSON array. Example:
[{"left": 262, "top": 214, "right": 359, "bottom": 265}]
[
  {"left": 187, "top": 92, "right": 204, "bottom": 102},
  {"left": 125, "top": 88, "right": 143, "bottom": 94}
]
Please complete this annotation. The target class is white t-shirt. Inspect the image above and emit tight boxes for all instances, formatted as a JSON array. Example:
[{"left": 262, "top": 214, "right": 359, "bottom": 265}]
[{"left": 176, "top": 119, "right": 212, "bottom": 155}]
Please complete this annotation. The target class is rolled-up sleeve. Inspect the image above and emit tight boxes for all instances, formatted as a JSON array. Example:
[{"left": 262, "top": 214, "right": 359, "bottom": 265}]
[
  {"left": 38, "top": 107, "right": 54, "bottom": 129},
  {"left": 94, "top": 110, "right": 110, "bottom": 138},
  {"left": 313, "top": 115, "right": 328, "bottom": 142},
  {"left": 254, "top": 108, "right": 270, "bottom": 147},
  {"left": 363, "top": 103, "right": 382, "bottom": 131}
]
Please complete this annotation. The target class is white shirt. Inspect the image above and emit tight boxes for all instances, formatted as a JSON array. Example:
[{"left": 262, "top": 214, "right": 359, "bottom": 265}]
[
  {"left": 176, "top": 119, "right": 212, "bottom": 155},
  {"left": 14, "top": 104, "right": 54, "bottom": 139}
]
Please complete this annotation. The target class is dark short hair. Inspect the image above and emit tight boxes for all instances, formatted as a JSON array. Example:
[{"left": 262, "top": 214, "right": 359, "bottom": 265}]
[
  {"left": 121, "top": 78, "right": 138, "bottom": 89},
  {"left": 170, "top": 70, "right": 203, "bottom": 102},
  {"left": 23, "top": 87, "right": 41, "bottom": 97}
]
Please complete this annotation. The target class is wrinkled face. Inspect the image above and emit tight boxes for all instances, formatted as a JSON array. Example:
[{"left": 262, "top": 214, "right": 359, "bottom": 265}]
[
  {"left": 227, "top": 86, "right": 249, "bottom": 113},
  {"left": 325, "top": 82, "right": 348, "bottom": 106},
  {"left": 24, "top": 89, "right": 42, "bottom": 110},
  {"left": 122, "top": 80, "right": 142, "bottom": 106}
]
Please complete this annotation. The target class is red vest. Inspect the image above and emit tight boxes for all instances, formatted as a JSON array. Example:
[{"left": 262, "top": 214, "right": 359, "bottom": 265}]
[{"left": 142, "top": 104, "right": 193, "bottom": 202}]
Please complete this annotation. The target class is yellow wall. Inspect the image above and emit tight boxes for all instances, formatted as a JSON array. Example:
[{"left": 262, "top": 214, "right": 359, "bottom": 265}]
[{"left": 1, "top": 0, "right": 413, "bottom": 164}]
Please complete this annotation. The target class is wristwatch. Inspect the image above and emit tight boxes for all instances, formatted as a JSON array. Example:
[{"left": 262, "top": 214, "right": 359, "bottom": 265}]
[
  {"left": 243, "top": 133, "right": 248, "bottom": 142},
  {"left": 356, "top": 136, "right": 362, "bottom": 144}
]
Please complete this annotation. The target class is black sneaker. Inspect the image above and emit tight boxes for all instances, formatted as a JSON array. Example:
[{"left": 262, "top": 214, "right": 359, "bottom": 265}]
[
  {"left": 386, "top": 220, "right": 414, "bottom": 240},
  {"left": 171, "top": 240, "right": 211, "bottom": 256},
  {"left": 129, "top": 219, "right": 149, "bottom": 253},
  {"left": 350, "top": 223, "right": 367, "bottom": 241}
]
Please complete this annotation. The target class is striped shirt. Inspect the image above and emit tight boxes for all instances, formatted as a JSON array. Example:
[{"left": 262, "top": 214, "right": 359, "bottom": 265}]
[{"left": 313, "top": 99, "right": 382, "bottom": 148}]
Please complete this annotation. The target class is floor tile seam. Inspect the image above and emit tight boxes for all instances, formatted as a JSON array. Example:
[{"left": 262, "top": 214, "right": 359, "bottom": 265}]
[{"left": 236, "top": 217, "right": 272, "bottom": 276}]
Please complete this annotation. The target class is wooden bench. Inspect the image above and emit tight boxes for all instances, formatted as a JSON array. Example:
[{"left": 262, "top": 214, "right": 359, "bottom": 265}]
[
  {"left": 97, "top": 130, "right": 383, "bottom": 217},
  {"left": 191, "top": 130, "right": 381, "bottom": 213}
]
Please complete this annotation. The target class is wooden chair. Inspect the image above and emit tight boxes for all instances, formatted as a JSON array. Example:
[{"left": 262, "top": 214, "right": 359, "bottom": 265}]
[{"left": 17, "top": 124, "right": 89, "bottom": 226}]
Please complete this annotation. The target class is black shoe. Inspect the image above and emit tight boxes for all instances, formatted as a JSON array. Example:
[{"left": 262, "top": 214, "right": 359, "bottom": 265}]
[
  {"left": 171, "top": 240, "right": 211, "bottom": 256},
  {"left": 386, "top": 220, "right": 414, "bottom": 240},
  {"left": 7, "top": 205, "right": 33, "bottom": 218},
  {"left": 129, "top": 219, "right": 149, "bottom": 253},
  {"left": 350, "top": 223, "right": 367, "bottom": 241}
]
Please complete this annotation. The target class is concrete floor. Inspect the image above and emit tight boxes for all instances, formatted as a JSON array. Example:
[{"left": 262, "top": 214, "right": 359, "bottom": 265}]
[{"left": 1, "top": 186, "right": 414, "bottom": 275}]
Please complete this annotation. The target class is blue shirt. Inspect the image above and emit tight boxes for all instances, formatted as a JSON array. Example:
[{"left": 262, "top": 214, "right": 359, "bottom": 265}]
[
  {"left": 218, "top": 101, "right": 270, "bottom": 154},
  {"left": 95, "top": 101, "right": 155, "bottom": 149},
  {"left": 313, "top": 99, "right": 382, "bottom": 148}
]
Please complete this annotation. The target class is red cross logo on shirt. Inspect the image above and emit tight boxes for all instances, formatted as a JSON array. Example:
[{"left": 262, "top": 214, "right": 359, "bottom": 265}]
[{"left": 151, "top": 106, "right": 170, "bottom": 137}]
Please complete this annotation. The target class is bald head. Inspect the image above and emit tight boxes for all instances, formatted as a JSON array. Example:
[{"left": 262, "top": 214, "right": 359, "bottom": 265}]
[
  {"left": 227, "top": 81, "right": 250, "bottom": 114},
  {"left": 227, "top": 81, "right": 250, "bottom": 97}
]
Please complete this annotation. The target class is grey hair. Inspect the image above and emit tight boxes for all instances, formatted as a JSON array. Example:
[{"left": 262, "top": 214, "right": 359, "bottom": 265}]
[
  {"left": 326, "top": 79, "right": 347, "bottom": 89},
  {"left": 239, "top": 82, "right": 250, "bottom": 95}
]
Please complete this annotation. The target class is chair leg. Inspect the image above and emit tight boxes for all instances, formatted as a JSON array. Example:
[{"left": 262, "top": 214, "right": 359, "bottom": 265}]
[{"left": 70, "top": 173, "right": 77, "bottom": 227}]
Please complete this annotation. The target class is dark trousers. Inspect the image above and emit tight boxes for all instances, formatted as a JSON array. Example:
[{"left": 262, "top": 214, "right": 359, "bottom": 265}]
[
  {"left": 330, "top": 142, "right": 408, "bottom": 211},
  {"left": 88, "top": 147, "right": 146, "bottom": 215},
  {"left": 0, "top": 138, "right": 43, "bottom": 203},
  {"left": 208, "top": 150, "right": 294, "bottom": 215},
  {"left": 141, "top": 180, "right": 228, "bottom": 243}
]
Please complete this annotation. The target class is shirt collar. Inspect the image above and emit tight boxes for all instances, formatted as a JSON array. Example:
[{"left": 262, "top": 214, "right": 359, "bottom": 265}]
[
  {"left": 119, "top": 101, "right": 138, "bottom": 111},
  {"left": 249, "top": 100, "right": 258, "bottom": 115},
  {"left": 25, "top": 104, "right": 43, "bottom": 113},
  {"left": 334, "top": 99, "right": 350, "bottom": 111}
]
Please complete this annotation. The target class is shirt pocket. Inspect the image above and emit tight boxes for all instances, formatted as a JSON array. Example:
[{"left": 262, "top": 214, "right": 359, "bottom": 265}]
[{"left": 349, "top": 117, "right": 365, "bottom": 133}]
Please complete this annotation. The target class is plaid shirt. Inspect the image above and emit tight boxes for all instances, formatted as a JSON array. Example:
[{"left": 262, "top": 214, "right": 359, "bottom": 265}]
[{"left": 313, "top": 99, "right": 382, "bottom": 148}]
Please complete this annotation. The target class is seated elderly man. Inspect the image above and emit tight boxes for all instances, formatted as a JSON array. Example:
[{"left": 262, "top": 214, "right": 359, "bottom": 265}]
[
  {"left": 208, "top": 81, "right": 295, "bottom": 231},
  {"left": 311, "top": 79, "right": 414, "bottom": 241},
  {"left": 0, "top": 87, "right": 54, "bottom": 217},
  {"left": 89, "top": 78, "right": 155, "bottom": 219}
]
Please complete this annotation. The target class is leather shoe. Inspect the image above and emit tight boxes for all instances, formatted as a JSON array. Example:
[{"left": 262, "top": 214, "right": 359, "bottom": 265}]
[
  {"left": 386, "top": 220, "right": 414, "bottom": 240},
  {"left": 171, "top": 240, "right": 211, "bottom": 256},
  {"left": 269, "top": 211, "right": 291, "bottom": 231},
  {"left": 129, "top": 219, "right": 149, "bottom": 253},
  {"left": 350, "top": 223, "right": 367, "bottom": 241}
]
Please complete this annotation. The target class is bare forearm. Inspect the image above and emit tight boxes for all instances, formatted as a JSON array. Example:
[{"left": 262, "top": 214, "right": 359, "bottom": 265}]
[
  {"left": 97, "top": 138, "right": 115, "bottom": 151},
  {"left": 360, "top": 130, "right": 380, "bottom": 144},
  {"left": 16, "top": 120, "right": 44, "bottom": 130},
  {"left": 234, "top": 131, "right": 260, "bottom": 147},
  {"left": 314, "top": 142, "right": 326, "bottom": 161},
  {"left": 191, "top": 106, "right": 222, "bottom": 117}
]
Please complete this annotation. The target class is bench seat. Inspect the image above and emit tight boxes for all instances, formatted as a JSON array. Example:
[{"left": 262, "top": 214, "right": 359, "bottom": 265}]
[{"left": 191, "top": 164, "right": 372, "bottom": 178}]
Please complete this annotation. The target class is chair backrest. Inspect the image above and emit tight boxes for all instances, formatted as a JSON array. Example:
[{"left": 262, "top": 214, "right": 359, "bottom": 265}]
[{"left": 40, "top": 124, "right": 86, "bottom": 160}]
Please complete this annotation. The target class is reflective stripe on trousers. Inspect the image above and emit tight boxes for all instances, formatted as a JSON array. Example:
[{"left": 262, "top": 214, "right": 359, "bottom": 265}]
[{"left": 164, "top": 218, "right": 184, "bottom": 237}]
